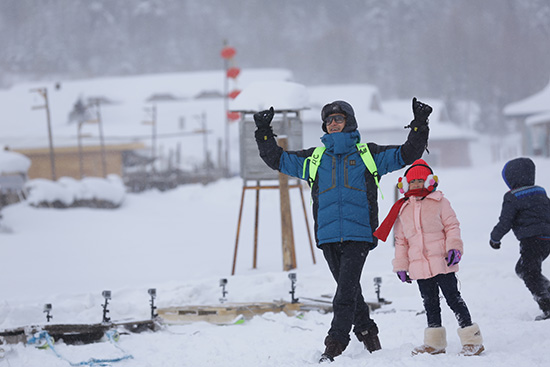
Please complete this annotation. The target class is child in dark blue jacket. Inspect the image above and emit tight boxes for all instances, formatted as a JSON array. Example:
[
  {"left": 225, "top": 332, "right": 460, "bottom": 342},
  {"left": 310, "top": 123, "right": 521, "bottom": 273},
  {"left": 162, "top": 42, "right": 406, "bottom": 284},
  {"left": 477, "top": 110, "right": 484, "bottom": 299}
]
[{"left": 490, "top": 157, "right": 550, "bottom": 320}]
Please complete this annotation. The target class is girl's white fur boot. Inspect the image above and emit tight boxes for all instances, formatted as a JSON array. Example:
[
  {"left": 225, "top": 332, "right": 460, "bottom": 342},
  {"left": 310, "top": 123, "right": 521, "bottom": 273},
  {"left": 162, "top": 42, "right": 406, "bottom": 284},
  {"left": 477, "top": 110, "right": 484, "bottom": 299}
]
[
  {"left": 412, "top": 327, "right": 447, "bottom": 355},
  {"left": 457, "top": 323, "right": 484, "bottom": 356}
]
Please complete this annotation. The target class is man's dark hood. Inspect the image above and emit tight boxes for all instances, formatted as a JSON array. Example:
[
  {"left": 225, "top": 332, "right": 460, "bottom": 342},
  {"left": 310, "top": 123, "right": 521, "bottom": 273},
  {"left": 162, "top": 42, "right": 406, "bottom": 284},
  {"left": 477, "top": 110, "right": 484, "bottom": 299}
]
[
  {"left": 321, "top": 100, "right": 358, "bottom": 133},
  {"left": 502, "top": 157, "right": 536, "bottom": 189}
]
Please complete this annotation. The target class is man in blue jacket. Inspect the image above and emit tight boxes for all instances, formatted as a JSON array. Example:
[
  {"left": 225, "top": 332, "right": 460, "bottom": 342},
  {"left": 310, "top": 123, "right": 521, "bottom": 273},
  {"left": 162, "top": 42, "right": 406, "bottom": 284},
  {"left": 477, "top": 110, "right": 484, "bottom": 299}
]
[{"left": 254, "top": 98, "right": 431, "bottom": 362}]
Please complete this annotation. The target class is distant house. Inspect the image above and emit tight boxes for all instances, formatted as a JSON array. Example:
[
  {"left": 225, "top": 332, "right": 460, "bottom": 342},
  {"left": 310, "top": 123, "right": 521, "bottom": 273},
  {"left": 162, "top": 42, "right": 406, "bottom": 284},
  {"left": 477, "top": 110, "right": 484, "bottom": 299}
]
[{"left": 503, "top": 78, "right": 550, "bottom": 156}]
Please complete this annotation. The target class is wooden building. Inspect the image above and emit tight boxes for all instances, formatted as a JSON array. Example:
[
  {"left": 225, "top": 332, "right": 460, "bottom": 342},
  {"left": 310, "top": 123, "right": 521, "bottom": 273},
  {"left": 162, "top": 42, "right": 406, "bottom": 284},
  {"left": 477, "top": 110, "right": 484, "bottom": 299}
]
[{"left": 14, "top": 142, "right": 145, "bottom": 180}]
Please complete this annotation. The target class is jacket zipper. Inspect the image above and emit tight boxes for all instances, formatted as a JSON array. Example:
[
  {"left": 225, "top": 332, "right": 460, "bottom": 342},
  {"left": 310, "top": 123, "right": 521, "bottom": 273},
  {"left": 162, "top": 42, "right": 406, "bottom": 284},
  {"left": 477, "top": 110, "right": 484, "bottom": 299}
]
[{"left": 337, "top": 153, "right": 344, "bottom": 243}]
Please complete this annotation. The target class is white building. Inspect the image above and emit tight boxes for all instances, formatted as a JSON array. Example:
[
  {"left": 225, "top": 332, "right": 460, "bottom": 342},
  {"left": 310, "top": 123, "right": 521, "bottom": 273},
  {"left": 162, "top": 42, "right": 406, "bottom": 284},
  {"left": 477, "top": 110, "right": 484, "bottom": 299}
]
[{"left": 503, "top": 78, "right": 550, "bottom": 157}]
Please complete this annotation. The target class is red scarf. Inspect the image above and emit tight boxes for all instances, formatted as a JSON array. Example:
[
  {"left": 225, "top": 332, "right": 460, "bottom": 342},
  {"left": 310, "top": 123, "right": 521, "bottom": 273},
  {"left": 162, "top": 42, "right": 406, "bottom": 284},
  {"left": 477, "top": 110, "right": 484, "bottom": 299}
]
[{"left": 373, "top": 188, "right": 431, "bottom": 242}]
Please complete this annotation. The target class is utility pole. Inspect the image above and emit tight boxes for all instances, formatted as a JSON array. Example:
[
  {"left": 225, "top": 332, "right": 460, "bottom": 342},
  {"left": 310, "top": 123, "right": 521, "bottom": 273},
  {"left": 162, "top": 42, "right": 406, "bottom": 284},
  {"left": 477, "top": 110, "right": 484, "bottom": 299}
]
[
  {"left": 30, "top": 87, "right": 56, "bottom": 180},
  {"left": 223, "top": 41, "right": 230, "bottom": 177},
  {"left": 77, "top": 120, "right": 84, "bottom": 179},
  {"left": 143, "top": 104, "right": 157, "bottom": 172},
  {"left": 195, "top": 112, "right": 209, "bottom": 173},
  {"left": 95, "top": 100, "right": 107, "bottom": 178},
  {"left": 87, "top": 98, "right": 108, "bottom": 177}
]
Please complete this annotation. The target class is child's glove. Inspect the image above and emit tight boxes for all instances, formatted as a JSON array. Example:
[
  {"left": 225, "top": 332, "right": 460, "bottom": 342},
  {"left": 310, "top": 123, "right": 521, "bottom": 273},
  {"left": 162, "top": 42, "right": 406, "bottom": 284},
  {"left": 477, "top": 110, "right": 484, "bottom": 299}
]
[
  {"left": 396, "top": 271, "right": 412, "bottom": 283},
  {"left": 489, "top": 239, "right": 501, "bottom": 249},
  {"left": 446, "top": 249, "right": 461, "bottom": 266}
]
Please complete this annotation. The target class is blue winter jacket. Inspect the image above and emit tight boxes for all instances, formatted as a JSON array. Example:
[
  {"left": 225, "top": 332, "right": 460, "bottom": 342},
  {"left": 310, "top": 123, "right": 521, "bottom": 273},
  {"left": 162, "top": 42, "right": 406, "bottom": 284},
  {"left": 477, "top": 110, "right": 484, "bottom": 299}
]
[
  {"left": 256, "top": 127, "right": 429, "bottom": 249},
  {"left": 491, "top": 157, "right": 550, "bottom": 242}
]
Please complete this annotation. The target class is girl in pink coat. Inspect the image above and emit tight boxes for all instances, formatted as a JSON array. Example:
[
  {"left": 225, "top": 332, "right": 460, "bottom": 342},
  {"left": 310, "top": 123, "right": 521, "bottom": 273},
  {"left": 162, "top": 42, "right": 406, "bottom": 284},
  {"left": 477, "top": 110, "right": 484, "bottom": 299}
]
[{"left": 374, "top": 159, "right": 484, "bottom": 356}]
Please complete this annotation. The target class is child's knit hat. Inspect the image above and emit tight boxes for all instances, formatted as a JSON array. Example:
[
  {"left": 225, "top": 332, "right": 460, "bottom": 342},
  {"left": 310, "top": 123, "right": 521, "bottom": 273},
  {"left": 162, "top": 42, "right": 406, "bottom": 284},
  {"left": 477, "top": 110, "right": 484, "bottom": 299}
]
[
  {"left": 397, "top": 159, "right": 439, "bottom": 194},
  {"left": 405, "top": 159, "right": 432, "bottom": 182}
]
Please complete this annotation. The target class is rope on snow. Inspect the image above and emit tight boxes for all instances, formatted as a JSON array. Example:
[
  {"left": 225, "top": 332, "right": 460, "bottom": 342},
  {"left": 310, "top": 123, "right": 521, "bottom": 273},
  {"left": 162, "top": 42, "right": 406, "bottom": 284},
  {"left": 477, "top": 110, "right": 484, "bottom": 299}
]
[{"left": 26, "top": 329, "right": 133, "bottom": 367}]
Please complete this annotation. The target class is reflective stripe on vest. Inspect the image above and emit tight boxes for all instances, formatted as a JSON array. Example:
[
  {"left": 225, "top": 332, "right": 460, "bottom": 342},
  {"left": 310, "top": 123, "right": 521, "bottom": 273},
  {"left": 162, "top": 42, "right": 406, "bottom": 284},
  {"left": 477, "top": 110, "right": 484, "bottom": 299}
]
[{"left": 302, "top": 143, "right": 383, "bottom": 199}]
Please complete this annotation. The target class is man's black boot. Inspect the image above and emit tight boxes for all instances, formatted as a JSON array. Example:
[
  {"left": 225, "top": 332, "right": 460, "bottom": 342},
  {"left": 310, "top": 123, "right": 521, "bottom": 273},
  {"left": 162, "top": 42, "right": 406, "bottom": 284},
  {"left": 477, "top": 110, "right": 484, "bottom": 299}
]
[
  {"left": 319, "top": 336, "right": 344, "bottom": 363},
  {"left": 355, "top": 325, "right": 382, "bottom": 352}
]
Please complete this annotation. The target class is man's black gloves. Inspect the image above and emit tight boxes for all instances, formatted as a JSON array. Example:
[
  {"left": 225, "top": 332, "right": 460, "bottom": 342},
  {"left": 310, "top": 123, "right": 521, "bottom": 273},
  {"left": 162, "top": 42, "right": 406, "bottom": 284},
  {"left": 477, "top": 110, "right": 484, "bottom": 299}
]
[
  {"left": 253, "top": 106, "right": 274, "bottom": 130},
  {"left": 406, "top": 97, "right": 432, "bottom": 131},
  {"left": 489, "top": 239, "right": 501, "bottom": 250},
  {"left": 254, "top": 106, "right": 276, "bottom": 142}
]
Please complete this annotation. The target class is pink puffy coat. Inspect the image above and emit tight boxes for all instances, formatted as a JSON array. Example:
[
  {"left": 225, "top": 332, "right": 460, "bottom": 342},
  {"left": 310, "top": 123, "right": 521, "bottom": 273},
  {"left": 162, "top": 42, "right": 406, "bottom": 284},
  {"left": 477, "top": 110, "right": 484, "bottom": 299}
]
[{"left": 392, "top": 190, "right": 463, "bottom": 280}]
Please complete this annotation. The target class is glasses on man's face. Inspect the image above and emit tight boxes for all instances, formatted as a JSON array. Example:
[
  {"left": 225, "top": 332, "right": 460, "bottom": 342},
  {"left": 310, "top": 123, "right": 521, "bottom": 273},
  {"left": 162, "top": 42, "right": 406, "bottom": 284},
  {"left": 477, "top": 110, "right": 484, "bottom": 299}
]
[{"left": 325, "top": 115, "right": 346, "bottom": 125}]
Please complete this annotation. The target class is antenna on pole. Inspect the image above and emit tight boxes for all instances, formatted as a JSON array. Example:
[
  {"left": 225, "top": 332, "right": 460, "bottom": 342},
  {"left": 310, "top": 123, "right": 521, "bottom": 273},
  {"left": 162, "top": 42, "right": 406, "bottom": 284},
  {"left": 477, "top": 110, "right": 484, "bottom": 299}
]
[{"left": 30, "top": 87, "right": 56, "bottom": 180}]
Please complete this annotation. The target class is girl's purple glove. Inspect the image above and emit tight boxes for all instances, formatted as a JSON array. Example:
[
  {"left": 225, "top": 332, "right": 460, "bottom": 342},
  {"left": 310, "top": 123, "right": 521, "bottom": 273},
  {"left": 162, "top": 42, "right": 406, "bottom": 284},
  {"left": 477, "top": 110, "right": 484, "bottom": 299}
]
[
  {"left": 397, "top": 271, "right": 412, "bottom": 283},
  {"left": 446, "top": 249, "right": 461, "bottom": 266}
]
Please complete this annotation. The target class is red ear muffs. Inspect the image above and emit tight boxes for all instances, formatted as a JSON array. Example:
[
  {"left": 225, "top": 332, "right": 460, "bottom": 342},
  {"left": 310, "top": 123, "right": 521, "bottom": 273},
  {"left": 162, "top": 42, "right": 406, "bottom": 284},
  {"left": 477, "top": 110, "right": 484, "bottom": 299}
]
[
  {"left": 397, "top": 176, "right": 408, "bottom": 194},
  {"left": 425, "top": 174, "right": 439, "bottom": 192},
  {"left": 397, "top": 174, "right": 439, "bottom": 194}
]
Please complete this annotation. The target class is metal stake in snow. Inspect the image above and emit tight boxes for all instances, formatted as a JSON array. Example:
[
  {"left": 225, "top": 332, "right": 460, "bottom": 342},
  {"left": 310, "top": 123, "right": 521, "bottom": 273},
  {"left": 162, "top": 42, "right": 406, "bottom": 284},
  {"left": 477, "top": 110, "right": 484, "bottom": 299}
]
[
  {"left": 289, "top": 272, "right": 299, "bottom": 304},
  {"left": 373, "top": 277, "right": 385, "bottom": 303},
  {"left": 148, "top": 288, "right": 158, "bottom": 319},
  {"left": 102, "top": 290, "right": 111, "bottom": 323},
  {"left": 219, "top": 278, "right": 228, "bottom": 303},
  {"left": 43, "top": 303, "right": 53, "bottom": 323}
]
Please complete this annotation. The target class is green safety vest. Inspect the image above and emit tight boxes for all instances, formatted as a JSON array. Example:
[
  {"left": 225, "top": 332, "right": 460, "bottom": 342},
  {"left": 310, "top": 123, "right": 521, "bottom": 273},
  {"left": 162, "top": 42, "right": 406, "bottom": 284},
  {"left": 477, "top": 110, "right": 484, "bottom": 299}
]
[{"left": 302, "top": 143, "right": 384, "bottom": 199}]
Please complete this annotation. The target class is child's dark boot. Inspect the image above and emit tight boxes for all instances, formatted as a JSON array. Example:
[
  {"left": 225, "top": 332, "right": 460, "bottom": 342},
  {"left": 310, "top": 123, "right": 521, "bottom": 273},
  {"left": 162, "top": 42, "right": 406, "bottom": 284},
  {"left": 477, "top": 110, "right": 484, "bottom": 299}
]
[{"left": 535, "top": 298, "right": 550, "bottom": 321}]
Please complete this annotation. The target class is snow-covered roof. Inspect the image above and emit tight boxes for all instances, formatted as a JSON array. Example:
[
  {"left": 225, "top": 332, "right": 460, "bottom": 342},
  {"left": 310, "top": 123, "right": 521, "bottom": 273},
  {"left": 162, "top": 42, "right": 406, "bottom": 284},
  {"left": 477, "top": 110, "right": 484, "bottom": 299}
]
[
  {"left": 503, "top": 78, "right": 550, "bottom": 116},
  {"left": 0, "top": 69, "right": 293, "bottom": 150},
  {"left": 230, "top": 81, "right": 309, "bottom": 112},
  {"left": 526, "top": 110, "right": 550, "bottom": 126},
  {"left": 0, "top": 150, "right": 31, "bottom": 174}
]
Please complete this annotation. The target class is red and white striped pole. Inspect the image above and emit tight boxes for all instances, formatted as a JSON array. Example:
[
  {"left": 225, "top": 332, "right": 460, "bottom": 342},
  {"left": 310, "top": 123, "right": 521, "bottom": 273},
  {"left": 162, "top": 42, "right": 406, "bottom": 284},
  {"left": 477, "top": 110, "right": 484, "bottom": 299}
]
[{"left": 221, "top": 41, "right": 241, "bottom": 176}]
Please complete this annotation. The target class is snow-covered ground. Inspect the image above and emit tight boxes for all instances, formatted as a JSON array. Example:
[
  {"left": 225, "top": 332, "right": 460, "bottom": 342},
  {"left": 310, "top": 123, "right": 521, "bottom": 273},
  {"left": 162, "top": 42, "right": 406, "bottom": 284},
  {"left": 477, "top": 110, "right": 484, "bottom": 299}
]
[{"left": 1, "top": 146, "right": 550, "bottom": 366}]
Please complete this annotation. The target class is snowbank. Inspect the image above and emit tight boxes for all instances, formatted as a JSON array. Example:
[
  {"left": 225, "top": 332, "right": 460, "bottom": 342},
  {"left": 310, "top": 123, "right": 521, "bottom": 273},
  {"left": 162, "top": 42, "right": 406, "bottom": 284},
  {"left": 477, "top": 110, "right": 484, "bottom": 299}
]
[{"left": 25, "top": 175, "right": 126, "bottom": 208}]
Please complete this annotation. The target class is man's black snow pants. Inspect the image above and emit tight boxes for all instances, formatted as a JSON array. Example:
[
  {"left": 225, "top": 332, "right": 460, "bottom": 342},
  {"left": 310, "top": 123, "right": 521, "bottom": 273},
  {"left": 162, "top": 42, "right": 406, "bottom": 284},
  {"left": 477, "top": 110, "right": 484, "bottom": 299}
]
[
  {"left": 322, "top": 241, "right": 378, "bottom": 349},
  {"left": 516, "top": 236, "right": 550, "bottom": 311}
]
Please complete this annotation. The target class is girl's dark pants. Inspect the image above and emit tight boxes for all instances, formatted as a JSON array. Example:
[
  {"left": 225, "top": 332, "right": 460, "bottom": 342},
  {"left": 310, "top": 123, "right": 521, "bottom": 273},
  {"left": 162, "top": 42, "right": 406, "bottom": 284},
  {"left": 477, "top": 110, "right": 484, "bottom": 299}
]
[
  {"left": 322, "top": 241, "right": 378, "bottom": 348},
  {"left": 417, "top": 272, "right": 472, "bottom": 328}
]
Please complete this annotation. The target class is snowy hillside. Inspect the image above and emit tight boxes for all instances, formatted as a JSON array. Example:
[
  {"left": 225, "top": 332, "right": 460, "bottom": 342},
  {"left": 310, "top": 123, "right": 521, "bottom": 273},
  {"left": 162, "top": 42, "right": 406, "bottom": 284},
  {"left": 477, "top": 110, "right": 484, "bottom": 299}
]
[{"left": 1, "top": 150, "right": 550, "bottom": 366}]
